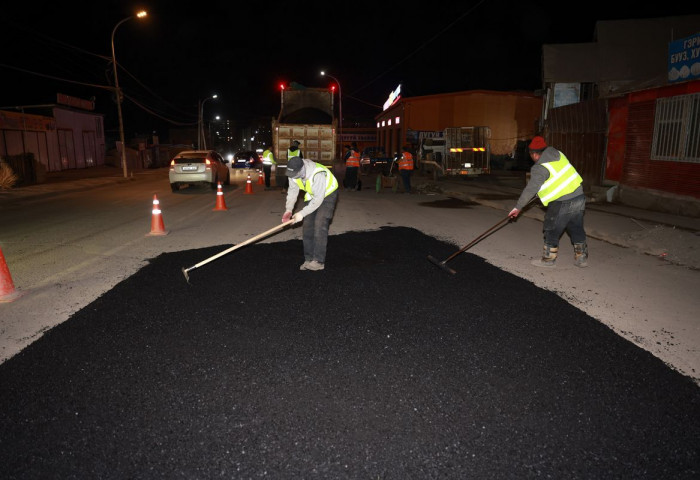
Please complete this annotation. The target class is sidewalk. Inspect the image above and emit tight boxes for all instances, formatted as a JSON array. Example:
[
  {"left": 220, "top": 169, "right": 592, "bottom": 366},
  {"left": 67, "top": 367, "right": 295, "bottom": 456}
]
[
  {"left": 0, "top": 165, "right": 156, "bottom": 200},
  {"left": 414, "top": 173, "right": 700, "bottom": 271}
]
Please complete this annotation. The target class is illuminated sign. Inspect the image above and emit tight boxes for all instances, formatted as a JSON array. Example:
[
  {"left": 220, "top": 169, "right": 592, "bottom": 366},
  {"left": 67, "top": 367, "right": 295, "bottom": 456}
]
[
  {"left": 668, "top": 32, "right": 700, "bottom": 83},
  {"left": 383, "top": 84, "right": 402, "bottom": 111}
]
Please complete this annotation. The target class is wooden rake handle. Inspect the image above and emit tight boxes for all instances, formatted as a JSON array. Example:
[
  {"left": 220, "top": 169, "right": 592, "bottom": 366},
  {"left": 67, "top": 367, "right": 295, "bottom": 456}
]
[{"left": 187, "top": 222, "right": 289, "bottom": 272}]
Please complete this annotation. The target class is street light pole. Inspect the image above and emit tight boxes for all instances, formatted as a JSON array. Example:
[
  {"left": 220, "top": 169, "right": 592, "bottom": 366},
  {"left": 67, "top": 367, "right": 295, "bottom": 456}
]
[
  {"left": 320, "top": 71, "right": 342, "bottom": 148},
  {"left": 111, "top": 10, "right": 147, "bottom": 179},
  {"left": 197, "top": 99, "right": 201, "bottom": 150},
  {"left": 198, "top": 94, "right": 217, "bottom": 150}
]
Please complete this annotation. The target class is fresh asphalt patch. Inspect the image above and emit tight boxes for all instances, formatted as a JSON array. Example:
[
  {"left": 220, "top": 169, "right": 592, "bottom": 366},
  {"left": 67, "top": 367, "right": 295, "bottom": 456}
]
[{"left": 1, "top": 227, "right": 698, "bottom": 479}]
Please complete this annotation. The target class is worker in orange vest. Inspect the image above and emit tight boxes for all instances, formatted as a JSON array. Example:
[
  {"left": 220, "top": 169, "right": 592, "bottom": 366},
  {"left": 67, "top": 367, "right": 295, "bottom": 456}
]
[
  {"left": 398, "top": 146, "right": 415, "bottom": 193},
  {"left": 343, "top": 143, "right": 361, "bottom": 191}
]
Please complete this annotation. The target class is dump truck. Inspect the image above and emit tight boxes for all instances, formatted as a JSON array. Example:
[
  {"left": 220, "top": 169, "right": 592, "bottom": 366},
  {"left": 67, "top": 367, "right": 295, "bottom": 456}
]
[
  {"left": 419, "top": 126, "right": 491, "bottom": 180},
  {"left": 273, "top": 84, "right": 337, "bottom": 187}
]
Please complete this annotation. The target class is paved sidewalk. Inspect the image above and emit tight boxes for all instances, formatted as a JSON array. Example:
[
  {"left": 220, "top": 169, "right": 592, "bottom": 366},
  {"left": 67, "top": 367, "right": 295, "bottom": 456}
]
[{"left": 415, "top": 175, "right": 700, "bottom": 270}]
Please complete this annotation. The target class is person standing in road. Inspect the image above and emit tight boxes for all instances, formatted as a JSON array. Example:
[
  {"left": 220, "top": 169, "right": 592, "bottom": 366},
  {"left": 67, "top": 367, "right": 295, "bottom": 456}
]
[
  {"left": 284, "top": 140, "right": 303, "bottom": 194},
  {"left": 343, "top": 143, "right": 361, "bottom": 191},
  {"left": 508, "top": 136, "right": 588, "bottom": 268},
  {"left": 281, "top": 156, "right": 339, "bottom": 271},
  {"left": 398, "top": 146, "right": 414, "bottom": 193},
  {"left": 261, "top": 144, "right": 276, "bottom": 190}
]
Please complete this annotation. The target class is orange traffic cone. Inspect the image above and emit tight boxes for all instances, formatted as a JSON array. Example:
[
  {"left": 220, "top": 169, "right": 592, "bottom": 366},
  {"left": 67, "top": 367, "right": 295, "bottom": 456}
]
[
  {"left": 245, "top": 174, "right": 254, "bottom": 194},
  {"left": 147, "top": 194, "right": 169, "bottom": 236},
  {"left": 0, "top": 246, "right": 23, "bottom": 302},
  {"left": 213, "top": 182, "right": 228, "bottom": 211},
  {"left": 257, "top": 170, "right": 264, "bottom": 185}
]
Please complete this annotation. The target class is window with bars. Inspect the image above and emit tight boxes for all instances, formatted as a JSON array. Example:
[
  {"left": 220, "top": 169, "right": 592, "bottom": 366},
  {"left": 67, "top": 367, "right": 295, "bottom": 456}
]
[{"left": 651, "top": 92, "right": 700, "bottom": 163}]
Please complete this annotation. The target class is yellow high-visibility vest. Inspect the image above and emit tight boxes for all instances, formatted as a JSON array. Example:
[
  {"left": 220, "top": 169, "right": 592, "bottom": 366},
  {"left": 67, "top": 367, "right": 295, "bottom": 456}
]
[
  {"left": 294, "top": 163, "right": 339, "bottom": 201},
  {"left": 262, "top": 149, "right": 276, "bottom": 165},
  {"left": 537, "top": 153, "right": 583, "bottom": 206}
]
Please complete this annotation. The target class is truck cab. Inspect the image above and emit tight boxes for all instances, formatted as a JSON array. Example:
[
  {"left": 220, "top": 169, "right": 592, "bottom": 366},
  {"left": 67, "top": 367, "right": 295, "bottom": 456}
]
[{"left": 419, "top": 127, "right": 491, "bottom": 180}]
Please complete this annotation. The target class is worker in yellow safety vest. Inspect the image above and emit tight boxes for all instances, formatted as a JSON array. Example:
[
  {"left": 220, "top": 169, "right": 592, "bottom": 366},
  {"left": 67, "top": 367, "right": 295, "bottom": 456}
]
[
  {"left": 283, "top": 140, "right": 303, "bottom": 194},
  {"left": 281, "top": 156, "right": 339, "bottom": 271},
  {"left": 508, "top": 136, "right": 588, "bottom": 268},
  {"left": 261, "top": 144, "right": 276, "bottom": 190}
]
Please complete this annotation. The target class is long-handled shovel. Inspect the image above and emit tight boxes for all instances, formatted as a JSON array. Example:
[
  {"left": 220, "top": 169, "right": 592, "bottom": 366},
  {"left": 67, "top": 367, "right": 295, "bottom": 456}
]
[
  {"left": 428, "top": 215, "right": 513, "bottom": 275},
  {"left": 182, "top": 222, "right": 289, "bottom": 284},
  {"left": 429, "top": 196, "right": 538, "bottom": 275}
]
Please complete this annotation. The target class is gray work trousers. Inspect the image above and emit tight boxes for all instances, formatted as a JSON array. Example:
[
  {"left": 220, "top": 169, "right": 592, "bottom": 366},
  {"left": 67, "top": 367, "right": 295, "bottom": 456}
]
[
  {"left": 543, "top": 194, "right": 587, "bottom": 247},
  {"left": 302, "top": 190, "right": 338, "bottom": 264}
]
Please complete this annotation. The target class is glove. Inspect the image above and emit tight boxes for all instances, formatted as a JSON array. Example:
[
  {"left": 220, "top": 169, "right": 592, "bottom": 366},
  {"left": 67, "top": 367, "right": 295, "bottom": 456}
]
[
  {"left": 291, "top": 212, "right": 303, "bottom": 224},
  {"left": 508, "top": 208, "right": 520, "bottom": 219},
  {"left": 282, "top": 211, "right": 292, "bottom": 223}
]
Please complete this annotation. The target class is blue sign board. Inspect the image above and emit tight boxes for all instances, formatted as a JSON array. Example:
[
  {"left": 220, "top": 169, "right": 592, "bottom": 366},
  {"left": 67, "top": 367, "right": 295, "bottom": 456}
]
[{"left": 668, "top": 32, "right": 700, "bottom": 83}]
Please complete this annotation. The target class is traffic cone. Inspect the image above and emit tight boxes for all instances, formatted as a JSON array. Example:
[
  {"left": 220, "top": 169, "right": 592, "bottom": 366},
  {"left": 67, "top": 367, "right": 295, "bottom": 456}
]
[
  {"left": 147, "top": 194, "right": 169, "bottom": 236},
  {"left": 245, "top": 174, "right": 254, "bottom": 194},
  {"left": 0, "top": 246, "right": 23, "bottom": 302},
  {"left": 257, "top": 170, "right": 264, "bottom": 185},
  {"left": 213, "top": 182, "right": 228, "bottom": 211}
]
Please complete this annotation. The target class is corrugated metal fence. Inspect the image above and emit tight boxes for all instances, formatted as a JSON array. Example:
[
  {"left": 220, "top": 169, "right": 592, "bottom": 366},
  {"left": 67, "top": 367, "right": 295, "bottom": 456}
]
[{"left": 546, "top": 99, "right": 608, "bottom": 190}]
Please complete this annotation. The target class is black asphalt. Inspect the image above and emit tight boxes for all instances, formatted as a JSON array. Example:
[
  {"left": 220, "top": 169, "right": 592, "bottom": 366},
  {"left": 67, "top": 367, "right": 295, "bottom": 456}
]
[{"left": 1, "top": 227, "right": 699, "bottom": 479}]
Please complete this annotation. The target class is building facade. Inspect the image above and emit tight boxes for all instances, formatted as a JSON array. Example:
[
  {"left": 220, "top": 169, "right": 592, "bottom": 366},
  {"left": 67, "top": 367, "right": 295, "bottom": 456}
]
[
  {"left": 0, "top": 94, "right": 105, "bottom": 177},
  {"left": 374, "top": 89, "right": 543, "bottom": 160},
  {"left": 542, "top": 15, "right": 700, "bottom": 215}
]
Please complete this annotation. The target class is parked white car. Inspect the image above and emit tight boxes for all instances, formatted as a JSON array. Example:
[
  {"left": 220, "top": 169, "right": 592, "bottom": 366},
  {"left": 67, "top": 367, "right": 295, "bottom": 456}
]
[{"left": 169, "top": 150, "right": 230, "bottom": 192}]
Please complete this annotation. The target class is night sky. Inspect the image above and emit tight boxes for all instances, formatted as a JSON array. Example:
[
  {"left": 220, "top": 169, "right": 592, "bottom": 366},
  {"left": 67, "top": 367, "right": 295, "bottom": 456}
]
[{"left": 1, "top": 1, "right": 697, "bottom": 137}]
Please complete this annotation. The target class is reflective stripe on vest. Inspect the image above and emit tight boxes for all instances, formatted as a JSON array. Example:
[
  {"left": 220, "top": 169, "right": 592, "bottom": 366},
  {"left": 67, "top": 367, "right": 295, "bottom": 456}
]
[
  {"left": 537, "top": 153, "right": 583, "bottom": 206},
  {"left": 294, "top": 163, "right": 339, "bottom": 201},
  {"left": 346, "top": 150, "right": 360, "bottom": 168},
  {"left": 288, "top": 148, "right": 300, "bottom": 160},
  {"left": 399, "top": 152, "right": 414, "bottom": 170},
  {"left": 262, "top": 150, "right": 275, "bottom": 165}
]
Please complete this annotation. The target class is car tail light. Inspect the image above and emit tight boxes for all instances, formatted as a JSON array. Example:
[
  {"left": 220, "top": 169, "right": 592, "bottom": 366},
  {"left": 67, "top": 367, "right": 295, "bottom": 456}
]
[
  {"left": 205, "top": 159, "right": 212, "bottom": 170},
  {"left": 169, "top": 159, "right": 175, "bottom": 170}
]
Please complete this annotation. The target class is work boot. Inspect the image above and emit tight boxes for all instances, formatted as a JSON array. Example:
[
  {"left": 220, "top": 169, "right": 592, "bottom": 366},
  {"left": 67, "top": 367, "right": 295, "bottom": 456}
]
[
  {"left": 531, "top": 245, "right": 557, "bottom": 267},
  {"left": 574, "top": 243, "right": 589, "bottom": 267},
  {"left": 305, "top": 260, "right": 325, "bottom": 271}
]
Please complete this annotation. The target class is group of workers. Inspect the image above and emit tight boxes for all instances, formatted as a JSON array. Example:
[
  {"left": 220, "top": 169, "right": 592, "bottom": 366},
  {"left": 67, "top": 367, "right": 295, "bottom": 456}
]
[
  {"left": 258, "top": 135, "right": 588, "bottom": 272},
  {"left": 343, "top": 142, "right": 415, "bottom": 193}
]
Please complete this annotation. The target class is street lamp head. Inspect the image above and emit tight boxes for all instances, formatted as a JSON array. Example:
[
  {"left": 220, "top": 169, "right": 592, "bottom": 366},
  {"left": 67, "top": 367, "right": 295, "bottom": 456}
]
[{"left": 136, "top": 10, "right": 147, "bottom": 19}]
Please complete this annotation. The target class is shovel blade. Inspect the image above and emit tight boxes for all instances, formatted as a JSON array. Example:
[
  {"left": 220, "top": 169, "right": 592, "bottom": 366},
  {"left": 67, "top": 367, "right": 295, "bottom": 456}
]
[
  {"left": 182, "top": 267, "right": 191, "bottom": 284},
  {"left": 427, "top": 255, "right": 457, "bottom": 275}
]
